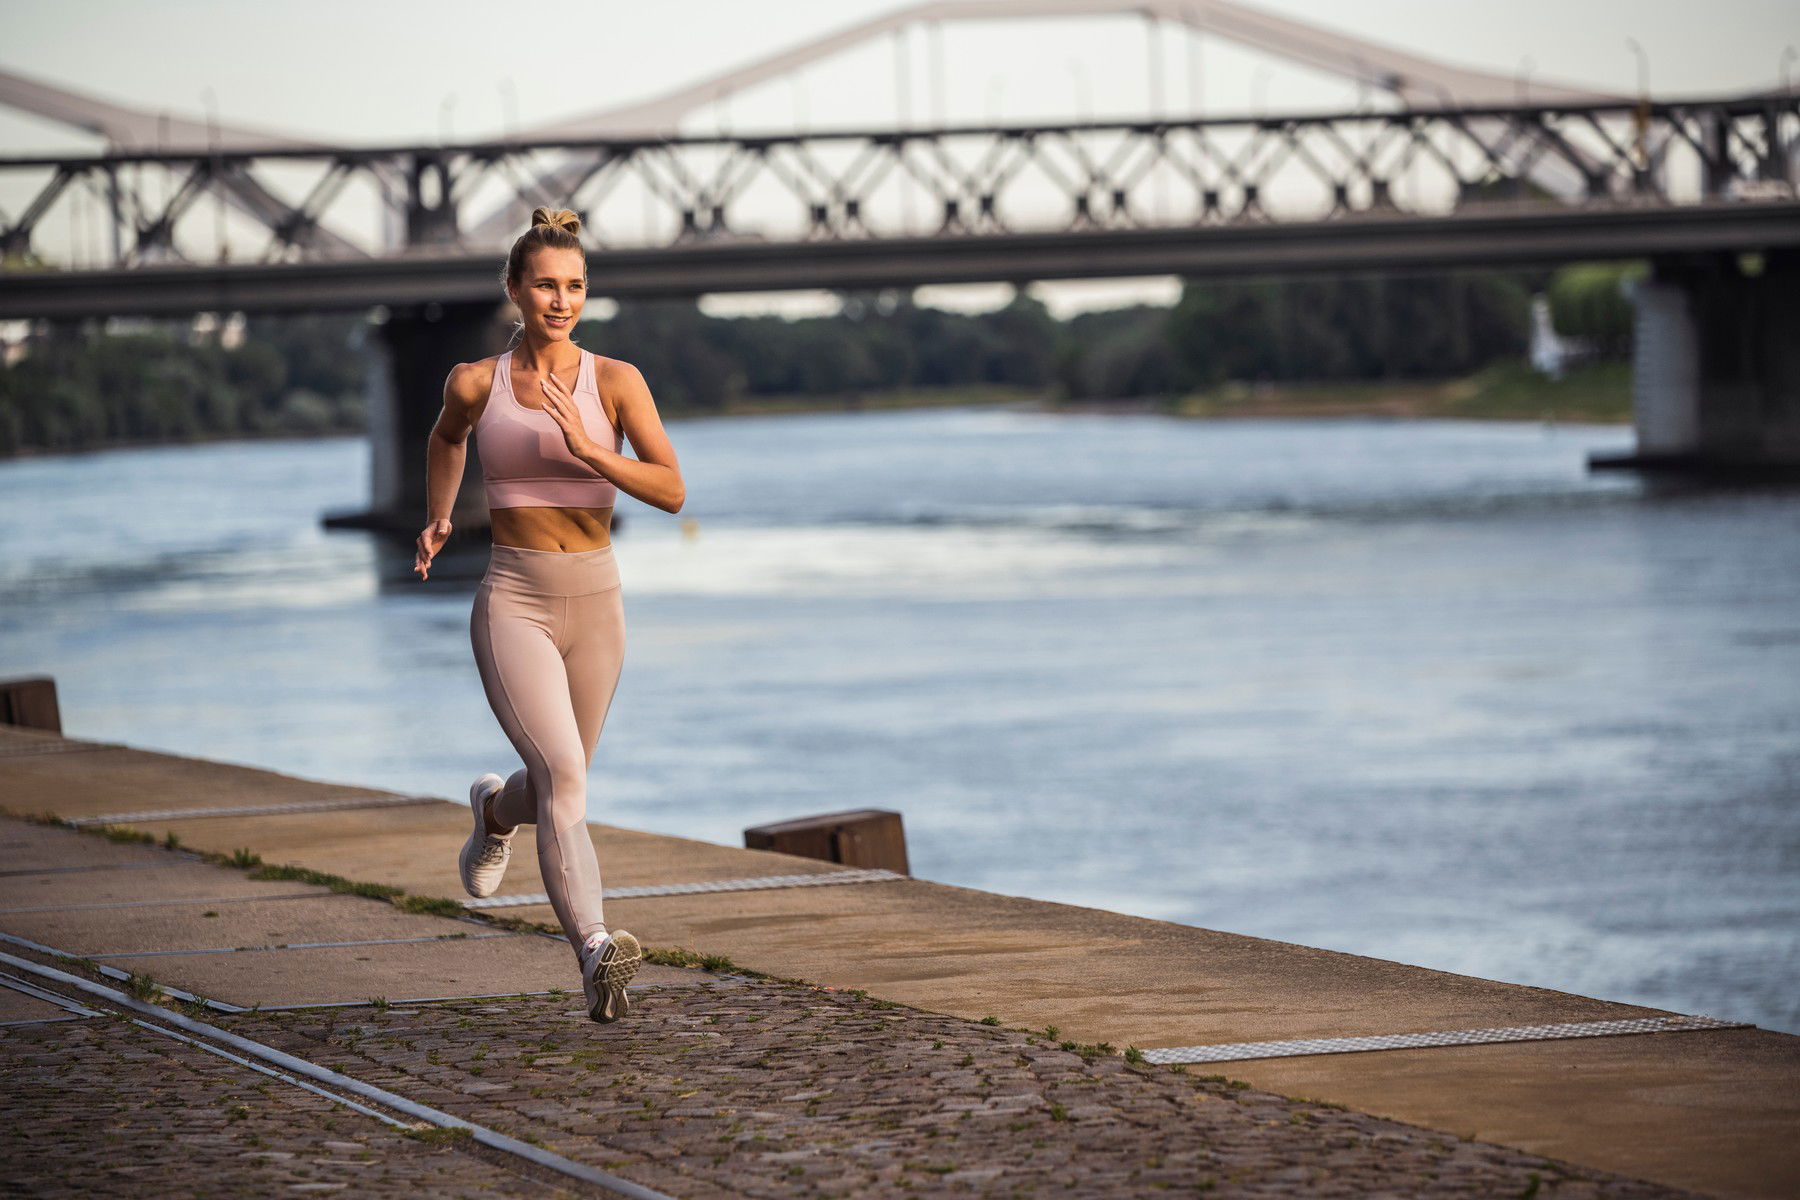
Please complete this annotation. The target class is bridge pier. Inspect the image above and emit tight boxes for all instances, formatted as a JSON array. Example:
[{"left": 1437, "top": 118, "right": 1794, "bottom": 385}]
[
  {"left": 1593, "top": 247, "right": 1800, "bottom": 478},
  {"left": 323, "top": 300, "right": 510, "bottom": 537}
]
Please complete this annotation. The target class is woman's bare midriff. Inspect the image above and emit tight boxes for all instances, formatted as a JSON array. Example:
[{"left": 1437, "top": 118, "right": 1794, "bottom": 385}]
[{"left": 490, "top": 505, "right": 614, "bottom": 552}]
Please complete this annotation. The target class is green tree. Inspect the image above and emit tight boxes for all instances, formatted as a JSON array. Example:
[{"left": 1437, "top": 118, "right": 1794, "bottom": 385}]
[{"left": 1547, "top": 262, "right": 1643, "bottom": 361}]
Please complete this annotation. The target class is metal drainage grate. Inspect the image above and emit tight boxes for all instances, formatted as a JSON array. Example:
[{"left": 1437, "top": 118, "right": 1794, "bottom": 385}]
[
  {"left": 1141, "top": 1014, "right": 1753, "bottom": 1065},
  {"left": 63, "top": 793, "right": 447, "bottom": 826},
  {"left": 463, "top": 867, "right": 906, "bottom": 909}
]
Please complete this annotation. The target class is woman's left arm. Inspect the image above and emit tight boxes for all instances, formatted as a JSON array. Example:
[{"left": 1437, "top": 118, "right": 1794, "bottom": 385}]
[{"left": 559, "top": 360, "right": 685, "bottom": 513}]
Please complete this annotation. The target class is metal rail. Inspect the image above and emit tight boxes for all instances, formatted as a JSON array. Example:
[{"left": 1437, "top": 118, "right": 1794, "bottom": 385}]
[{"left": 0, "top": 947, "right": 680, "bottom": 1200}]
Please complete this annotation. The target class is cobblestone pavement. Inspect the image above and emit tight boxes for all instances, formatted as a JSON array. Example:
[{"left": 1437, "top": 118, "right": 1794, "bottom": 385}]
[
  {"left": 203, "top": 972, "right": 1707, "bottom": 1200},
  {"left": 0, "top": 1009, "right": 579, "bottom": 1198}
]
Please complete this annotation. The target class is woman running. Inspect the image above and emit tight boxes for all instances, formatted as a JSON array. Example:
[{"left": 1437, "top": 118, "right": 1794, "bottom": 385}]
[{"left": 411, "top": 206, "right": 686, "bottom": 1023}]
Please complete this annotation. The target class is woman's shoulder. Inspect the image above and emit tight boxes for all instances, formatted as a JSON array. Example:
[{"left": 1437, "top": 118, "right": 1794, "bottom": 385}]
[
  {"left": 591, "top": 352, "right": 647, "bottom": 392},
  {"left": 444, "top": 353, "right": 506, "bottom": 411}
]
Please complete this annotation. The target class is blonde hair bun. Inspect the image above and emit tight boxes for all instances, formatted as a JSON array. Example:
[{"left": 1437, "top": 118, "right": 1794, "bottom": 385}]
[
  {"left": 501, "top": 204, "right": 589, "bottom": 306},
  {"left": 530, "top": 207, "right": 582, "bottom": 236}
]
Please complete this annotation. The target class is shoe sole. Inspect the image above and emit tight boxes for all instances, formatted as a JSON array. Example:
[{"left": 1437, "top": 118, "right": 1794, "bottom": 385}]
[
  {"left": 459, "top": 774, "right": 507, "bottom": 899},
  {"left": 587, "top": 930, "right": 642, "bottom": 1023}
]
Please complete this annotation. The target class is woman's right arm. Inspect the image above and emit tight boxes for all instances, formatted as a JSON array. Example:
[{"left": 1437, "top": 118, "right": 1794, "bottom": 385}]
[{"left": 414, "top": 363, "right": 483, "bottom": 581}]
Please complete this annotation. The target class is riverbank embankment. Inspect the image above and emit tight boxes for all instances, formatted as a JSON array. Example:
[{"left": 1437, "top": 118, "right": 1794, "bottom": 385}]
[{"left": 1, "top": 720, "right": 1790, "bottom": 1198}]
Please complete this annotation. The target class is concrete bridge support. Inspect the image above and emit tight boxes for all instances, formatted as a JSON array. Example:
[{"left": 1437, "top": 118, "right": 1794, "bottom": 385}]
[
  {"left": 324, "top": 300, "right": 510, "bottom": 536},
  {"left": 1594, "top": 247, "right": 1800, "bottom": 476}
]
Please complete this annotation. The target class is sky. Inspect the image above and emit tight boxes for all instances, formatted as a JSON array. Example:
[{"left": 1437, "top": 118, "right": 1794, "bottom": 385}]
[{"left": 2, "top": 0, "right": 1792, "bottom": 317}]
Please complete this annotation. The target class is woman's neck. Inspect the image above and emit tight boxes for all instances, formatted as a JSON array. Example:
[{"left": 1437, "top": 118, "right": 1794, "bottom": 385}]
[{"left": 512, "top": 338, "right": 581, "bottom": 373}]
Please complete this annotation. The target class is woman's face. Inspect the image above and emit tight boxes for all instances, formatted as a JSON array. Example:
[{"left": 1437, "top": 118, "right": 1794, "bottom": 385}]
[{"left": 510, "top": 245, "right": 587, "bottom": 342}]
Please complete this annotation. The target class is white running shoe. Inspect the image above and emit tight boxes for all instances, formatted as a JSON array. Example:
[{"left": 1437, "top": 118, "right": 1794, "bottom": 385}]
[
  {"left": 579, "top": 929, "right": 641, "bottom": 1023},
  {"left": 458, "top": 773, "right": 514, "bottom": 898}
]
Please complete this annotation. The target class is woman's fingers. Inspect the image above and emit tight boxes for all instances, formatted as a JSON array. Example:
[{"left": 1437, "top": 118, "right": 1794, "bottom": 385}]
[
  {"left": 542, "top": 374, "right": 578, "bottom": 411},
  {"left": 540, "top": 381, "right": 575, "bottom": 430}
]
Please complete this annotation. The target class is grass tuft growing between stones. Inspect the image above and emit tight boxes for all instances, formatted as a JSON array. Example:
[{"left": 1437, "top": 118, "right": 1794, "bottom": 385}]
[
  {"left": 644, "top": 945, "right": 738, "bottom": 973},
  {"left": 395, "top": 894, "right": 466, "bottom": 918},
  {"left": 95, "top": 824, "right": 158, "bottom": 845},
  {"left": 249, "top": 863, "right": 404, "bottom": 899},
  {"left": 123, "top": 971, "right": 162, "bottom": 1001}
]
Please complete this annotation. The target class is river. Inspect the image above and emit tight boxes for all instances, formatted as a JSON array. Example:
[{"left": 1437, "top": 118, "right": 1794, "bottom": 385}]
[{"left": 2, "top": 405, "right": 1795, "bottom": 1033}]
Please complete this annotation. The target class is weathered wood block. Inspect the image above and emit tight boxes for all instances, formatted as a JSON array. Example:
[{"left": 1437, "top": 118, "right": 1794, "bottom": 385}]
[
  {"left": 0, "top": 675, "right": 61, "bottom": 732},
  {"left": 744, "top": 808, "right": 909, "bottom": 875}
]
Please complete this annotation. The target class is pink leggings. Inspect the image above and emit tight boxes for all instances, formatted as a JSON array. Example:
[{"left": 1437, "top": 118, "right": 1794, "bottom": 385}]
[{"left": 469, "top": 543, "right": 625, "bottom": 951}]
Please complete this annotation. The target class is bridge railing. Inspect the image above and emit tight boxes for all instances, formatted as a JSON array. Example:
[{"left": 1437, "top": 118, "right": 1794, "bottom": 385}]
[{"left": 1, "top": 92, "right": 1793, "bottom": 274}]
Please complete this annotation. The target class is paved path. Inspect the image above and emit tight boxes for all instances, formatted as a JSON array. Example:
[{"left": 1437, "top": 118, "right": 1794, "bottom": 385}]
[
  {"left": 3, "top": 1013, "right": 583, "bottom": 1197},
  {"left": 0, "top": 871, "right": 1703, "bottom": 1199},
  {"left": 2, "top": 722, "right": 1795, "bottom": 1197}
]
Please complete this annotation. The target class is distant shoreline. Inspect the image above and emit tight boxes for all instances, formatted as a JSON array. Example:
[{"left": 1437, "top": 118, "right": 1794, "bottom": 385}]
[
  {"left": 0, "top": 361, "right": 1631, "bottom": 459},
  {"left": 712, "top": 359, "right": 1633, "bottom": 426},
  {"left": 1157, "top": 360, "right": 1632, "bottom": 426},
  {"left": 0, "top": 426, "right": 363, "bottom": 461}
]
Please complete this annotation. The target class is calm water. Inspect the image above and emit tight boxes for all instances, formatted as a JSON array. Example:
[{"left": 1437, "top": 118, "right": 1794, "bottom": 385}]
[{"left": 3, "top": 408, "right": 1797, "bottom": 1034}]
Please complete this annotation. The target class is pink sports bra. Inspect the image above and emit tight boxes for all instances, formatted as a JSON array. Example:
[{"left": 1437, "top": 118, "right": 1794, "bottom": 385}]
[{"left": 476, "top": 348, "right": 624, "bottom": 510}]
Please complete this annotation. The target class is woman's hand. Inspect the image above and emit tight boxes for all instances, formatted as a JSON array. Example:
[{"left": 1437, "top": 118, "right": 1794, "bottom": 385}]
[
  {"left": 537, "top": 369, "right": 600, "bottom": 462},
  {"left": 414, "top": 518, "right": 452, "bottom": 580}
]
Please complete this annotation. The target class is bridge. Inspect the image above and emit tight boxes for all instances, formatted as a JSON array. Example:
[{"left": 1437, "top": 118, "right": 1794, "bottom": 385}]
[{"left": 3, "top": 0, "right": 1798, "bottom": 526}]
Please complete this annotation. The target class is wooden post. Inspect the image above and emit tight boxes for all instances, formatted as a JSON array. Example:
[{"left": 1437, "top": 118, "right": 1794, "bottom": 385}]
[
  {"left": 744, "top": 809, "right": 909, "bottom": 875},
  {"left": 0, "top": 676, "right": 61, "bottom": 732}
]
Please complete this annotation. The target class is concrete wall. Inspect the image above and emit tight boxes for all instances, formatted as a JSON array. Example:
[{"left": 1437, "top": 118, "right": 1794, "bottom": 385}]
[
  {"left": 1621, "top": 247, "right": 1800, "bottom": 471},
  {"left": 1627, "top": 276, "right": 1700, "bottom": 457},
  {"left": 344, "top": 300, "right": 509, "bottom": 534}
]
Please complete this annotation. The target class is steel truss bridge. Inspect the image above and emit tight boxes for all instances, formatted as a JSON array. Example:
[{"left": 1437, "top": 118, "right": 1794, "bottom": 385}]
[
  {"left": 1, "top": 0, "right": 1795, "bottom": 318},
  {"left": 1, "top": 91, "right": 1797, "bottom": 318},
  {"left": 1, "top": 0, "right": 1796, "bottom": 495}
]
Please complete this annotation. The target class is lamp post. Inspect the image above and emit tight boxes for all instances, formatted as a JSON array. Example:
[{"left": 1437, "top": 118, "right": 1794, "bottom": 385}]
[
  {"left": 894, "top": 27, "right": 911, "bottom": 132},
  {"left": 1185, "top": 3, "right": 1203, "bottom": 120},
  {"left": 1067, "top": 58, "right": 1091, "bottom": 124},
  {"left": 1624, "top": 36, "right": 1650, "bottom": 99},
  {"left": 201, "top": 86, "right": 226, "bottom": 263},
  {"left": 1624, "top": 37, "right": 1650, "bottom": 170},
  {"left": 498, "top": 78, "right": 518, "bottom": 144},
  {"left": 713, "top": 85, "right": 731, "bottom": 139},
  {"left": 929, "top": 20, "right": 945, "bottom": 128},
  {"left": 1145, "top": 13, "right": 1165, "bottom": 118},
  {"left": 788, "top": 74, "right": 807, "bottom": 135}
]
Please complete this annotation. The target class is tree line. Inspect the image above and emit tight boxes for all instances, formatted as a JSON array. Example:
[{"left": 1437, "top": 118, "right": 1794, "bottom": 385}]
[
  {"left": 0, "top": 314, "right": 368, "bottom": 455},
  {"left": 0, "top": 262, "right": 1640, "bottom": 456}
]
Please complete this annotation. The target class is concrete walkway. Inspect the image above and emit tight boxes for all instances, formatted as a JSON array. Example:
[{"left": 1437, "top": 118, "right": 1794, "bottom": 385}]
[{"left": 2, "top": 722, "right": 1795, "bottom": 1198}]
